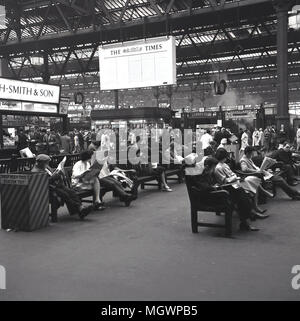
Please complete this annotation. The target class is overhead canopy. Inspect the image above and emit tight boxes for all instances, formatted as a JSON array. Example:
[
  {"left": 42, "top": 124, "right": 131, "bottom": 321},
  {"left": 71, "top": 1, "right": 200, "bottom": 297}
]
[{"left": 0, "top": 0, "right": 298, "bottom": 107}]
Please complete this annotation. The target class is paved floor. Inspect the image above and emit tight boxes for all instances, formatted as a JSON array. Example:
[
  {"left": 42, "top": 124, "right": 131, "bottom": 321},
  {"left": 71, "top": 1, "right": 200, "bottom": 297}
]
[{"left": 1, "top": 180, "right": 300, "bottom": 301}]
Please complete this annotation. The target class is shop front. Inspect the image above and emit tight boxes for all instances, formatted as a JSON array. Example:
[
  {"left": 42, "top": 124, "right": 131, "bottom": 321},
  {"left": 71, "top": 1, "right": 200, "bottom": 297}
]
[
  {"left": 0, "top": 78, "right": 67, "bottom": 157},
  {"left": 91, "top": 107, "right": 173, "bottom": 131}
]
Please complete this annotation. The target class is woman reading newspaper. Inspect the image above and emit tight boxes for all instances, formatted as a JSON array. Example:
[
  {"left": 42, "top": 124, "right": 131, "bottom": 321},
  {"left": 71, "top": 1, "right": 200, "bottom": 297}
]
[
  {"left": 214, "top": 148, "right": 270, "bottom": 221},
  {"left": 71, "top": 150, "right": 105, "bottom": 210}
]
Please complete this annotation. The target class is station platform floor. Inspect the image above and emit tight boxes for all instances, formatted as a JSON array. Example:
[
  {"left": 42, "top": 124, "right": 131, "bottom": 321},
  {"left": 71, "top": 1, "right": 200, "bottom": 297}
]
[{"left": 1, "top": 179, "right": 300, "bottom": 301}]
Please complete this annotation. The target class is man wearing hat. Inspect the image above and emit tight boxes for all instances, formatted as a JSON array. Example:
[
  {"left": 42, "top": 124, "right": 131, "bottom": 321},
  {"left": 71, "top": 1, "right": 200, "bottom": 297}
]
[{"left": 32, "top": 154, "right": 93, "bottom": 222}]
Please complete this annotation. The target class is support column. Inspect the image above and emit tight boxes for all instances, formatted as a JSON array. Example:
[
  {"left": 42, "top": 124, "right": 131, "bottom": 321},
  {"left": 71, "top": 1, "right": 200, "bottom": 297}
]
[
  {"left": 274, "top": 0, "right": 292, "bottom": 131},
  {"left": 114, "top": 89, "right": 119, "bottom": 109},
  {"left": 42, "top": 52, "right": 50, "bottom": 84},
  {"left": 0, "top": 114, "right": 3, "bottom": 149},
  {"left": 62, "top": 115, "right": 69, "bottom": 133},
  {"left": 0, "top": 59, "right": 12, "bottom": 78},
  {"left": 0, "top": 59, "right": 12, "bottom": 148}
]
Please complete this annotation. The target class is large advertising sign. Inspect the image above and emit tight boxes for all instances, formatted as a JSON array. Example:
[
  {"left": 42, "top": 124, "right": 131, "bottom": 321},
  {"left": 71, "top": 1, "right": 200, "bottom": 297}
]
[
  {"left": 0, "top": 78, "right": 61, "bottom": 104},
  {"left": 99, "top": 36, "right": 177, "bottom": 90}
]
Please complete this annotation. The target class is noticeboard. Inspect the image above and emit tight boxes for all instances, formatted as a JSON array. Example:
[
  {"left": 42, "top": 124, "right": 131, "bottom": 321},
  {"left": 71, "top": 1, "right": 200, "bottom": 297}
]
[{"left": 99, "top": 36, "right": 177, "bottom": 90}]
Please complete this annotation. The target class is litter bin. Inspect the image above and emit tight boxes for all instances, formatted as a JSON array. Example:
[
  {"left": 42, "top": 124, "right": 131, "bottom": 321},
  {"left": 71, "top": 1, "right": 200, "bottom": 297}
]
[{"left": 0, "top": 172, "right": 49, "bottom": 231}]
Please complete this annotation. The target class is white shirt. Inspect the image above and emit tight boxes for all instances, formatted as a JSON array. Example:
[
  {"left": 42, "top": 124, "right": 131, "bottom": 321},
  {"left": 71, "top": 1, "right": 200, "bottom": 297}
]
[
  {"left": 200, "top": 133, "right": 213, "bottom": 150},
  {"left": 240, "top": 132, "right": 249, "bottom": 150},
  {"left": 252, "top": 130, "right": 260, "bottom": 146},
  {"left": 72, "top": 160, "right": 91, "bottom": 186},
  {"left": 297, "top": 129, "right": 300, "bottom": 141}
]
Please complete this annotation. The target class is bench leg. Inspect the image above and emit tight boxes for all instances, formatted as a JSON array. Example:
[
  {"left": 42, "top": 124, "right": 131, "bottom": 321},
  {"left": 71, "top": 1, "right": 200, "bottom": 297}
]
[
  {"left": 191, "top": 208, "right": 198, "bottom": 233},
  {"left": 141, "top": 183, "right": 145, "bottom": 190},
  {"left": 224, "top": 210, "right": 232, "bottom": 237}
]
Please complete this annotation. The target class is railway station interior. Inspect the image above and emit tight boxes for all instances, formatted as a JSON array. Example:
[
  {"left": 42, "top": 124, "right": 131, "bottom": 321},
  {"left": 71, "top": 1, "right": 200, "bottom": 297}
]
[{"left": 1, "top": 0, "right": 300, "bottom": 301}]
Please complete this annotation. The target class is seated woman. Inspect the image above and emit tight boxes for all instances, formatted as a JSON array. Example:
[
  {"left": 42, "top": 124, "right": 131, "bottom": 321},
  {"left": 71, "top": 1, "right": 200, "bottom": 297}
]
[
  {"left": 216, "top": 148, "right": 273, "bottom": 213},
  {"left": 72, "top": 150, "right": 104, "bottom": 210},
  {"left": 189, "top": 156, "right": 259, "bottom": 232},
  {"left": 214, "top": 148, "right": 270, "bottom": 220},
  {"left": 32, "top": 154, "right": 93, "bottom": 222},
  {"left": 240, "top": 146, "right": 300, "bottom": 200}
]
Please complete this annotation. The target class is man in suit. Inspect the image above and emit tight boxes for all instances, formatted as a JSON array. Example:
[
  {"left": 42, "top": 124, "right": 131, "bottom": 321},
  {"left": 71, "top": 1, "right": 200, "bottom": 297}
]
[
  {"left": 272, "top": 142, "right": 300, "bottom": 186},
  {"left": 241, "top": 146, "right": 300, "bottom": 200}
]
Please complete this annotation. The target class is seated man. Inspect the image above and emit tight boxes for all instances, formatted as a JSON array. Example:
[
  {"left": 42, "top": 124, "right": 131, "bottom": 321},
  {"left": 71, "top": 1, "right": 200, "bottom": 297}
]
[
  {"left": 189, "top": 157, "right": 260, "bottom": 232},
  {"left": 96, "top": 151, "right": 138, "bottom": 205},
  {"left": 272, "top": 142, "right": 300, "bottom": 186},
  {"left": 72, "top": 150, "right": 105, "bottom": 210},
  {"left": 129, "top": 139, "right": 173, "bottom": 192},
  {"left": 240, "top": 146, "right": 300, "bottom": 200},
  {"left": 32, "top": 154, "right": 93, "bottom": 222}
]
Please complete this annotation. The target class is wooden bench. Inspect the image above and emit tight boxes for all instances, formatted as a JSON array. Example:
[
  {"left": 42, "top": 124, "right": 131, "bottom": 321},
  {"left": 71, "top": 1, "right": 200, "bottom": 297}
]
[{"left": 185, "top": 175, "right": 233, "bottom": 237}]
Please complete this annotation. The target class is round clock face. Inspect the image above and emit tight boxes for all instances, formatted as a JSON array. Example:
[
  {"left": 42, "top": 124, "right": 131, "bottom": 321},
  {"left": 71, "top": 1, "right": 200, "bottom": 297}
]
[{"left": 74, "top": 92, "right": 84, "bottom": 104}]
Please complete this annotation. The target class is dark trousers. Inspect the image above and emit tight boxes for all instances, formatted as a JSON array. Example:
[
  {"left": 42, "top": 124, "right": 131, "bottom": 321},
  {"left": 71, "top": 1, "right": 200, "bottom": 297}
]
[
  {"left": 50, "top": 185, "right": 82, "bottom": 215},
  {"left": 271, "top": 175, "right": 298, "bottom": 198},
  {"left": 100, "top": 176, "right": 130, "bottom": 198},
  {"left": 222, "top": 186, "right": 253, "bottom": 222},
  {"left": 281, "top": 164, "right": 296, "bottom": 184}
]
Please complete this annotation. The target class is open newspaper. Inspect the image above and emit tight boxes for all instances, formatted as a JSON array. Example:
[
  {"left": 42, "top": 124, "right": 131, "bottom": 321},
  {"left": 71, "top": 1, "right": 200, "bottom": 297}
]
[
  {"left": 259, "top": 156, "right": 277, "bottom": 181},
  {"left": 81, "top": 161, "right": 102, "bottom": 182},
  {"left": 52, "top": 156, "right": 67, "bottom": 175}
]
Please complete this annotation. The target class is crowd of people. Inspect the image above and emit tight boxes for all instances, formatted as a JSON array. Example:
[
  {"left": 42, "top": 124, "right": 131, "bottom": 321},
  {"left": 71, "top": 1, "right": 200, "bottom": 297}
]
[
  {"left": 189, "top": 124, "right": 300, "bottom": 232},
  {"left": 13, "top": 127, "right": 95, "bottom": 155},
  {"left": 22, "top": 122, "right": 300, "bottom": 233}
]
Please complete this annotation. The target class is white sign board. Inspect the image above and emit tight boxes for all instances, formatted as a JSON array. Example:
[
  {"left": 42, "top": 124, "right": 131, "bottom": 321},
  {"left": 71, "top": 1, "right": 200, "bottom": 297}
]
[
  {"left": 0, "top": 78, "right": 61, "bottom": 104},
  {"left": 0, "top": 100, "right": 58, "bottom": 114},
  {"left": 99, "top": 36, "right": 177, "bottom": 90}
]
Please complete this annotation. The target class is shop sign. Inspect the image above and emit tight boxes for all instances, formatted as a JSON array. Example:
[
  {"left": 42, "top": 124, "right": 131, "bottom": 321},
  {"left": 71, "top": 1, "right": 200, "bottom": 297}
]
[{"left": 0, "top": 78, "right": 60, "bottom": 104}]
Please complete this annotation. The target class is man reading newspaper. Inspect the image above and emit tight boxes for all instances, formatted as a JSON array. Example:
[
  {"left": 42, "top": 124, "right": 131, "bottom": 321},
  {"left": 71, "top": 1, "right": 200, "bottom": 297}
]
[{"left": 32, "top": 154, "right": 93, "bottom": 222}]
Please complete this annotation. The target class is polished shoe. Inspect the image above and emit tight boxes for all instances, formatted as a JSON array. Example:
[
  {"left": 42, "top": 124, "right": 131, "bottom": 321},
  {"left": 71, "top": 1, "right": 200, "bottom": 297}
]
[
  {"left": 122, "top": 194, "right": 136, "bottom": 207},
  {"left": 253, "top": 212, "right": 269, "bottom": 219},
  {"left": 240, "top": 222, "right": 260, "bottom": 231},
  {"left": 288, "top": 181, "right": 298, "bottom": 186},
  {"left": 78, "top": 205, "right": 93, "bottom": 220}
]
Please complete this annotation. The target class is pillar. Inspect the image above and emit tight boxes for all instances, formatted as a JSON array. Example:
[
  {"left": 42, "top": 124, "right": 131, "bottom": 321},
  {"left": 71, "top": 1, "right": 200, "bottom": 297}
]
[
  {"left": 273, "top": 0, "right": 293, "bottom": 131},
  {"left": 0, "top": 58, "right": 11, "bottom": 148},
  {"left": 42, "top": 52, "right": 50, "bottom": 84},
  {"left": 0, "top": 59, "right": 12, "bottom": 78},
  {"left": 114, "top": 89, "right": 119, "bottom": 109}
]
